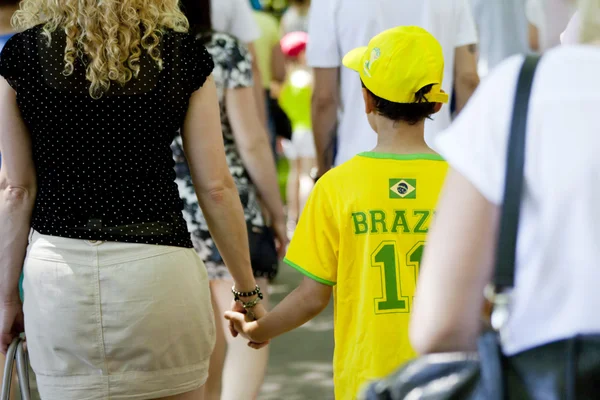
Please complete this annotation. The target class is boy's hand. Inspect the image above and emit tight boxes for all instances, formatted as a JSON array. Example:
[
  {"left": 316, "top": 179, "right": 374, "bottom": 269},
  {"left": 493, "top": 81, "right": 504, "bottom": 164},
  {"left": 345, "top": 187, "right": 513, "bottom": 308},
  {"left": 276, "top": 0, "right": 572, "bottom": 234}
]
[{"left": 224, "top": 310, "right": 270, "bottom": 349}]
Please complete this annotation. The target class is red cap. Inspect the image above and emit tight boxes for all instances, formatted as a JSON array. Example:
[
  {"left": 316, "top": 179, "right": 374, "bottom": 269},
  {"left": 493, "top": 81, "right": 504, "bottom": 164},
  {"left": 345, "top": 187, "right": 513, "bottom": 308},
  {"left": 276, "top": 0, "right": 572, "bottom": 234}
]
[{"left": 280, "top": 31, "right": 309, "bottom": 58}]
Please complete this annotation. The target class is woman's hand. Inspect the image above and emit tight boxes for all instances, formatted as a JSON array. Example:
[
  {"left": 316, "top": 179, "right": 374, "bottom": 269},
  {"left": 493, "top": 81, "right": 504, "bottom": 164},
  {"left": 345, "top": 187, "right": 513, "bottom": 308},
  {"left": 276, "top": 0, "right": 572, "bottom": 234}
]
[
  {"left": 227, "top": 298, "right": 270, "bottom": 350},
  {"left": 225, "top": 309, "right": 269, "bottom": 349},
  {"left": 0, "top": 298, "right": 24, "bottom": 354}
]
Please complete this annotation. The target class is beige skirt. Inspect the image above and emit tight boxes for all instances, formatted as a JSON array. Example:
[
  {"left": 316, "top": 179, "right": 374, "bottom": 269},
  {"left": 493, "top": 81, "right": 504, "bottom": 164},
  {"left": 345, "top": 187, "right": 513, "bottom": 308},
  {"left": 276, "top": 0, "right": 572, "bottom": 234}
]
[{"left": 22, "top": 230, "right": 216, "bottom": 400}]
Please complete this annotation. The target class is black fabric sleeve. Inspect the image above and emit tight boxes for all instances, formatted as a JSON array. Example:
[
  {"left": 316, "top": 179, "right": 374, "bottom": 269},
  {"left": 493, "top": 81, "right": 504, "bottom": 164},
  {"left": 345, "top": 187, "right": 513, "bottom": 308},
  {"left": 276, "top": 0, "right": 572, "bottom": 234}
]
[
  {"left": 188, "top": 36, "right": 214, "bottom": 93},
  {"left": 0, "top": 34, "right": 22, "bottom": 90}
]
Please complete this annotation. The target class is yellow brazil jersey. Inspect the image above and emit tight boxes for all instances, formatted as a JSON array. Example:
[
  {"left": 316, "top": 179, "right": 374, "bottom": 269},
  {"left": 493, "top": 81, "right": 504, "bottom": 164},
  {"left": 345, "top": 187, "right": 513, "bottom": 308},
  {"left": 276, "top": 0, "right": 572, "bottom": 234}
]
[{"left": 284, "top": 152, "right": 448, "bottom": 400}]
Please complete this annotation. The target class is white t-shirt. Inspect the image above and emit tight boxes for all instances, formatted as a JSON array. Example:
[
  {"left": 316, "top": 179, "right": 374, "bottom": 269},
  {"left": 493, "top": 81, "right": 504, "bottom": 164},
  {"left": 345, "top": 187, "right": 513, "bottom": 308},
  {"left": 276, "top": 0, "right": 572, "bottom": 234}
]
[
  {"left": 281, "top": 6, "right": 310, "bottom": 34},
  {"left": 526, "top": 0, "right": 576, "bottom": 51},
  {"left": 211, "top": 0, "right": 261, "bottom": 43},
  {"left": 470, "top": 0, "right": 529, "bottom": 76},
  {"left": 434, "top": 47, "right": 600, "bottom": 355},
  {"left": 306, "top": 0, "right": 478, "bottom": 166},
  {"left": 561, "top": 11, "right": 582, "bottom": 45}
]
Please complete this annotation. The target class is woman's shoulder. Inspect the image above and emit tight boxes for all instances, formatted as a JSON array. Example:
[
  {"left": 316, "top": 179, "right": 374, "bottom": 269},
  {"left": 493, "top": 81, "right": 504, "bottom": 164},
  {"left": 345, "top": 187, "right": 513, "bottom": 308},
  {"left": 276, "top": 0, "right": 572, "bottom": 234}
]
[
  {"left": 161, "top": 29, "right": 198, "bottom": 49},
  {"left": 2, "top": 25, "right": 43, "bottom": 48}
]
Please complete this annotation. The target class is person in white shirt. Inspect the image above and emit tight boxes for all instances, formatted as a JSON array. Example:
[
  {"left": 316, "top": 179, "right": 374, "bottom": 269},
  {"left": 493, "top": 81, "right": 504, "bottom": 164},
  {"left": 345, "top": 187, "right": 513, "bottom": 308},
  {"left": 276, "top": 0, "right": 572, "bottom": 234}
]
[
  {"left": 561, "top": 9, "right": 582, "bottom": 44},
  {"left": 470, "top": 0, "right": 530, "bottom": 76},
  {"left": 211, "top": 0, "right": 267, "bottom": 124},
  {"left": 280, "top": 0, "right": 310, "bottom": 35},
  {"left": 526, "top": 0, "right": 576, "bottom": 51},
  {"left": 307, "top": 0, "right": 480, "bottom": 177},
  {"left": 411, "top": 0, "right": 600, "bottom": 361}
]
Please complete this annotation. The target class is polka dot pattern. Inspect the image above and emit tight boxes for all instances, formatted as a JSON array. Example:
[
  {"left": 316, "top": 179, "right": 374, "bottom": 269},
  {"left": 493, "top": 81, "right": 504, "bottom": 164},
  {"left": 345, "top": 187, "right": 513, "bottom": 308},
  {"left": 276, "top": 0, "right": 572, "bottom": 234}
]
[{"left": 0, "top": 26, "right": 214, "bottom": 247}]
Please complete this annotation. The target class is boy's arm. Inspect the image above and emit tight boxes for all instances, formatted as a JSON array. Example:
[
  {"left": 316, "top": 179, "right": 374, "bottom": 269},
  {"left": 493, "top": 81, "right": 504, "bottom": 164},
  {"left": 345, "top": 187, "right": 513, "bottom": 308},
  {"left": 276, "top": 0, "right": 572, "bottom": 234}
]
[
  {"left": 227, "top": 177, "right": 339, "bottom": 346},
  {"left": 226, "top": 276, "right": 332, "bottom": 344}
]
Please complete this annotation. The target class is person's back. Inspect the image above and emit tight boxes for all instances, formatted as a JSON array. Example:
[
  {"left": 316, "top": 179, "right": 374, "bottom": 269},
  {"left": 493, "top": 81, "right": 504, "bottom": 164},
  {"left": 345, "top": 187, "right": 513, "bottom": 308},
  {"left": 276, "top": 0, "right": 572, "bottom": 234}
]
[
  {"left": 283, "top": 27, "right": 449, "bottom": 397},
  {"left": 2, "top": 26, "right": 206, "bottom": 246},
  {"left": 297, "top": 152, "right": 447, "bottom": 397},
  {"left": 411, "top": 0, "right": 600, "bottom": 362},
  {"left": 435, "top": 45, "right": 600, "bottom": 355},
  {"left": 224, "top": 26, "right": 451, "bottom": 400},
  {"left": 470, "top": 0, "right": 530, "bottom": 75},
  {"left": 526, "top": 0, "right": 576, "bottom": 51},
  {"left": 307, "top": 0, "right": 478, "bottom": 166},
  {"left": 0, "top": 2, "right": 266, "bottom": 399}
]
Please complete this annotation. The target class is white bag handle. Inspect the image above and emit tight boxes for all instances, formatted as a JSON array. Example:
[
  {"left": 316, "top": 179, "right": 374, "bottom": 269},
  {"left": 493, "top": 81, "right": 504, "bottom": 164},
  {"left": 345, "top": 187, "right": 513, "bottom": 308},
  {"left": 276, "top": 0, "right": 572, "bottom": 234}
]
[{"left": 1, "top": 337, "right": 31, "bottom": 400}]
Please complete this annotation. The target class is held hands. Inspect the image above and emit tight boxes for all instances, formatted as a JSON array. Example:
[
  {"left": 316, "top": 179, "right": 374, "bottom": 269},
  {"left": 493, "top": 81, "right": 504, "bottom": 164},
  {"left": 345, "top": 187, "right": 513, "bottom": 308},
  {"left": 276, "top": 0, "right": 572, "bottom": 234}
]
[
  {"left": 225, "top": 307, "right": 269, "bottom": 350},
  {"left": 227, "top": 285, "right": 270, "bottom": 349}
]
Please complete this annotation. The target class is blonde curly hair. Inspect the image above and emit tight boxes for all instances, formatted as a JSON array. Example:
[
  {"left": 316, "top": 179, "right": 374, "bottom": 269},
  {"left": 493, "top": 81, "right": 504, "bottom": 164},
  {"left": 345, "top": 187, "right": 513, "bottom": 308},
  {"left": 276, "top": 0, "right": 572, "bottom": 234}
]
[{"left": 13, "top": 0, "right": 189, "bottom": 98}]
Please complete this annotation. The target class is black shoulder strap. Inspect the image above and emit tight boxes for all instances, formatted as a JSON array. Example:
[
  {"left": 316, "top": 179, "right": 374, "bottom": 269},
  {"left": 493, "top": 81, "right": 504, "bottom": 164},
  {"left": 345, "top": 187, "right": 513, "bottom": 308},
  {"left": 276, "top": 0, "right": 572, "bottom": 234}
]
[{"left": 494, "top": 55, "right": 541, "bottom": 290}]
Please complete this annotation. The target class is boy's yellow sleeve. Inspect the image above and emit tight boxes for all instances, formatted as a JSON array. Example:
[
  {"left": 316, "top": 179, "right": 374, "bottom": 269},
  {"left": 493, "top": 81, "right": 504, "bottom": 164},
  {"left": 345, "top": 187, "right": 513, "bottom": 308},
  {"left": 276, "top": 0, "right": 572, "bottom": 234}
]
[{"left": 284, "top": 181, "right": 339, "bottom": 286}]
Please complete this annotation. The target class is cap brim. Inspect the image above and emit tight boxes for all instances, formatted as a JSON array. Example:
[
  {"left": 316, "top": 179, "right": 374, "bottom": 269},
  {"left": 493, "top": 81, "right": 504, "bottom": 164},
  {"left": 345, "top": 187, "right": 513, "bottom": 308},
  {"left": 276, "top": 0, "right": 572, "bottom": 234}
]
[
  {"left": 342, "top": 46, "right": 368, "bottom": 72},
  {"left": 428, "top": 91, "right": 449, "bottom": 104}
]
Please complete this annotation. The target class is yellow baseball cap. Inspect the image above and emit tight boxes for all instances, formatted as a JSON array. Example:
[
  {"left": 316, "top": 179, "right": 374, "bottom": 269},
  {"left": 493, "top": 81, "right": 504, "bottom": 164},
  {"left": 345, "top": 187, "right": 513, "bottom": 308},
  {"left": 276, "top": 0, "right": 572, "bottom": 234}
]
[{"left": 342, "top": 26, "right": 448, "bottom": 104}]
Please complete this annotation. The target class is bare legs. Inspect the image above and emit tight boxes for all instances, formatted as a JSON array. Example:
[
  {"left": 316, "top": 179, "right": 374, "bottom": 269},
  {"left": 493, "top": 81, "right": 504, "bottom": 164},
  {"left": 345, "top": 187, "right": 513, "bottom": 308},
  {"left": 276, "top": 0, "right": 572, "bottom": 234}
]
[
  {"left": 204, "top": 278, "right": 270, "bottom": 400},
  {"left": 286, "top": 159, "right": 301, "bottom": 234},
  {"left": 298, "top": 157, "right": 315, "bottom": 218},
  {"left": 286, "top": 157, "right": 315, "bottom": 235}
]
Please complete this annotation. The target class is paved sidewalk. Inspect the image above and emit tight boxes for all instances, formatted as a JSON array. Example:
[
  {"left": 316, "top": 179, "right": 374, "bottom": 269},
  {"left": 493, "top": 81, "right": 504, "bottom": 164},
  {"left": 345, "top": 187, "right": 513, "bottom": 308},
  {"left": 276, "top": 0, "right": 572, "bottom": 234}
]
[{"left": 259, "top": 263, "right": 335, "bottom": 400}]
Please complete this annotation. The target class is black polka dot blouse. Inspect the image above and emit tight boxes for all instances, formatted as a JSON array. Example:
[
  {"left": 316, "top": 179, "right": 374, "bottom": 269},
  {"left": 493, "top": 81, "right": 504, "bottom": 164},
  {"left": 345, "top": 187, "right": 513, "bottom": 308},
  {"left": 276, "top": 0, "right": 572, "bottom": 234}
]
[{"left": 0, "top": 26, "right": 215, "bottom": 248}]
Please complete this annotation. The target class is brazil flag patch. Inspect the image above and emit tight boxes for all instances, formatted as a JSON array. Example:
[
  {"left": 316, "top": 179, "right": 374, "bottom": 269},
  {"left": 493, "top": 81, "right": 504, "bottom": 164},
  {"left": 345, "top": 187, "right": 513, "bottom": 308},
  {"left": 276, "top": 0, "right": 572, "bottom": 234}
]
[{"left": 389, "top": 179, "right": 416, "bottom": 199}]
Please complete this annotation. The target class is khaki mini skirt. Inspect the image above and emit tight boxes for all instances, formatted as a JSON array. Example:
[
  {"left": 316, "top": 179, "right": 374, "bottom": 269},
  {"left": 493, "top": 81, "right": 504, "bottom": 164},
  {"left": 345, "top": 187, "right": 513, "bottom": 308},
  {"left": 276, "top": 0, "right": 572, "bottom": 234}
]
[{"left": 22, "top": 230, "right": 216, "bottom": 400}]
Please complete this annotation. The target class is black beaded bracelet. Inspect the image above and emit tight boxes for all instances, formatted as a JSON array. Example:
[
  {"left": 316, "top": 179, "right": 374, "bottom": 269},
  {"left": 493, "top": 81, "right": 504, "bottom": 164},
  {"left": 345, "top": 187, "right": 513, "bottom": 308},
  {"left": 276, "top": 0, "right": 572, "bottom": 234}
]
[{"left": 232, "top": 285, "right": 264, "bottom": 301}]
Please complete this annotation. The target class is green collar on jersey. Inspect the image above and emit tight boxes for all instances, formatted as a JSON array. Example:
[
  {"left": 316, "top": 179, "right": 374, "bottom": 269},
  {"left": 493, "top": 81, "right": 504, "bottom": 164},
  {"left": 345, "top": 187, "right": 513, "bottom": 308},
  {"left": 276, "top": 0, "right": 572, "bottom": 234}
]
[{"left": 358, "top": 152, "right": 445, "bottom": 161}]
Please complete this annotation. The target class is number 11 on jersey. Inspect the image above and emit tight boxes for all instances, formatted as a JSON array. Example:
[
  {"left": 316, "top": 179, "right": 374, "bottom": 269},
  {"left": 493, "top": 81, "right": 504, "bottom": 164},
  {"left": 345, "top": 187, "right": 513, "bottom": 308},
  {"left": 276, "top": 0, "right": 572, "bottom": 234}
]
[{"left": 371, "top": 241, "right": 425, "bottom": 314}]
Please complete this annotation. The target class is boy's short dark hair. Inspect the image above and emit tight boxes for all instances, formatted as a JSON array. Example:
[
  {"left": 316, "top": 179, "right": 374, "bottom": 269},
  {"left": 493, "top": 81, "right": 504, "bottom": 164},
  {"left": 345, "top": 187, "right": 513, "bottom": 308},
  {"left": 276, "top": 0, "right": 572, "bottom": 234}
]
[{"left": 361, "top": 81, "right": 437, "bottom": 125}]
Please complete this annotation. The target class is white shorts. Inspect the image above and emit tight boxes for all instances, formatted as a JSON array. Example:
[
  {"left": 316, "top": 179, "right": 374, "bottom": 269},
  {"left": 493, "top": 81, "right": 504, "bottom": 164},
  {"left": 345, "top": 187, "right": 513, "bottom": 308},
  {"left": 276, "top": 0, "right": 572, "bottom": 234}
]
[
  {"left": 282, "top": 128, "right": 316, "bottom": 160},
  {"left": 23, "top": 230, "right": 215, "bottom": 400}
]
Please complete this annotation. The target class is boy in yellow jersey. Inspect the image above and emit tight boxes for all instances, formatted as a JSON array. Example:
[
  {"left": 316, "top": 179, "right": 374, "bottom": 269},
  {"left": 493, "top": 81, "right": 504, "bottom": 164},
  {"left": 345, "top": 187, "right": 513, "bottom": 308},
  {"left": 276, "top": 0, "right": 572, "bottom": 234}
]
[{"left": 226, "top": 26, "right": 449, "bottom": 399}]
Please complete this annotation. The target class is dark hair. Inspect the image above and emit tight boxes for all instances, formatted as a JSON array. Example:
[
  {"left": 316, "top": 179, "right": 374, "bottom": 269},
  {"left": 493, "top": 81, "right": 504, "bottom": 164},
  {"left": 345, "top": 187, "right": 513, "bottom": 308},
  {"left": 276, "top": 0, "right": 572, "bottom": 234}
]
[
  {"left": 361, "top": 81, "right": 437, "bottom": 125},
  {"left": 0, "top": 0, "right": 21, "bottom": 6},
  {"left": 180, "top": 0, "right": 211, "bottom": 36}
]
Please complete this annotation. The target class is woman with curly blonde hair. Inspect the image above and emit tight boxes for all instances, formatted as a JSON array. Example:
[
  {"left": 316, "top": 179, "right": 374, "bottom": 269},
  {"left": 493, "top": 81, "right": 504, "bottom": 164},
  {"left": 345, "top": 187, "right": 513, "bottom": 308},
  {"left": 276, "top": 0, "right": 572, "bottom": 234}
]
[{"left": 0, "top": 1, "right": 266, "bottom": 399}]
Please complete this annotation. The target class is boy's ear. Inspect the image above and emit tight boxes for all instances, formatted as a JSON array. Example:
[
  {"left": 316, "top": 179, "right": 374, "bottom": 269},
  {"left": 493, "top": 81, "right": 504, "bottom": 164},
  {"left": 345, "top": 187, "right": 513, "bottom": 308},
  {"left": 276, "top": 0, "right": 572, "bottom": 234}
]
[
  {"left": 432, "top": 102, "right": 443, "bottom": 114},
  {"left": 362, "top": 87, "right": 375, "bottom": 114}
]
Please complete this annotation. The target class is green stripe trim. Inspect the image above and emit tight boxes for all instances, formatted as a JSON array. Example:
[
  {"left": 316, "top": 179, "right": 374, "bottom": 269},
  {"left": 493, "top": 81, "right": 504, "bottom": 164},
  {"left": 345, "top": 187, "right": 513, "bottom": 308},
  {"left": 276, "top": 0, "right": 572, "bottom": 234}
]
[
  {"left": 358, "top": 152, "right": 445, "bottom": 161},
  {"left": 284, "top": 258, "right": 337, "bottom": 286}
]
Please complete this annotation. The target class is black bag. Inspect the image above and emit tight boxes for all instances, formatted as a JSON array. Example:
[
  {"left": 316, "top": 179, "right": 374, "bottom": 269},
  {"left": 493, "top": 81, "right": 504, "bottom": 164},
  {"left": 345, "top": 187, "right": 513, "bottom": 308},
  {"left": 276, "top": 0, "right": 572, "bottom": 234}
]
[
  {"left": 364, "top": 55, "right": 600, "bottom": 400},
  {"left": 209, "top": 221, "right": 278, "bottom": 279},
  {"left": 246, "top": 221, "right": 279, "bottom": 277},
  {"left": 268, "top": 95, "right": 293, "bottom": 141}
]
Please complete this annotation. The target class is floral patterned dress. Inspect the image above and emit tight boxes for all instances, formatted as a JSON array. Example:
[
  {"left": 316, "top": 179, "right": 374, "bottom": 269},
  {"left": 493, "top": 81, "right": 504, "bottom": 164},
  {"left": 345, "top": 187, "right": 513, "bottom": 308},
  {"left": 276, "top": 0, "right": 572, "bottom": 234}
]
[{"left": 172, "top": 32, "right": 274, "bottom": 280}]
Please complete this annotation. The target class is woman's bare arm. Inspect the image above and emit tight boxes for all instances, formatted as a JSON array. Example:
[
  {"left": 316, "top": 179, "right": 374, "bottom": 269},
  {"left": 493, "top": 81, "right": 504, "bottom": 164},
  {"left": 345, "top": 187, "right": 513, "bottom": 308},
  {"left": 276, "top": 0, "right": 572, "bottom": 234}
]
[
  {"left": 182, "top": 76, "right": 256, "bottom": 292},
  {"left": 226, "top": 86, "right": 286, "bottom": 238},
  {"left": 410, "top": 169, "right": 498, "bottom": 354},
  {"left": 0, "top": 78, "right": 36, "bottom": 301},
  {"left": 246, "top": 43, "right": 267, "bottom": 127}
]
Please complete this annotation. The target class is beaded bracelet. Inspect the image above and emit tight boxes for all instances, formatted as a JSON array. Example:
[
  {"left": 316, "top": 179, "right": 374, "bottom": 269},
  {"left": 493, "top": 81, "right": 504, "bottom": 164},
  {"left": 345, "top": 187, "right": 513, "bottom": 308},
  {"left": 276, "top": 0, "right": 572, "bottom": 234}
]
[
  {"left": 232, "top": 285, "right": 264, "bottom": 302},
  {"left": 241, "top": 297, "right": 261, "bottom": 310}
]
